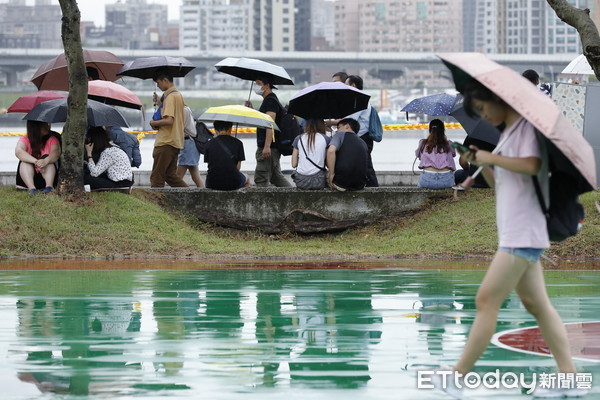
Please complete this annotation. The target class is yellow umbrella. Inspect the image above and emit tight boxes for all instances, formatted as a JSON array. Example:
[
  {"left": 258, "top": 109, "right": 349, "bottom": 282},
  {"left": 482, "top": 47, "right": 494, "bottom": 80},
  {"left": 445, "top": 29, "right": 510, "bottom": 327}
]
[{"left": 197, "top": 105, "right": 279, "bottom": 131}]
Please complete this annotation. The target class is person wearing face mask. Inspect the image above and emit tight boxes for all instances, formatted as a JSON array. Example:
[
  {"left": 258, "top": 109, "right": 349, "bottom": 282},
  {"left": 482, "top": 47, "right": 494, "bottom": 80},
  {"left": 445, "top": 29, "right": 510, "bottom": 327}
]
[{"left": 247, "top": 76, "right": 292, "bottom": 187}]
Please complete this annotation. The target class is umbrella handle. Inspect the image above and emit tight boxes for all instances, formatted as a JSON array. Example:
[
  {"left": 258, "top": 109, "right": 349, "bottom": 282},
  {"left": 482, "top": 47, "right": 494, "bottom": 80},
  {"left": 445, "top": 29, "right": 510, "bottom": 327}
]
[{"left": 247, "top": 82, "right": 254, "bottom": 103}]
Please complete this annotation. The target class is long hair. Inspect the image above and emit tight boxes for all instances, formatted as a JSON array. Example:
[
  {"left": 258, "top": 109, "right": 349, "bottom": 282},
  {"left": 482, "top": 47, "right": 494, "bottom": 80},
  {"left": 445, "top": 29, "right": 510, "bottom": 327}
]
[
  {"left": 303, "top": 118, "right": 326, "bottom": 151},
  {"left": 420, "top": 119, "right": 450, "bottom": 154},
  {"left": 26, "top": 120, "right": 50, "bottom": 158},
  {"left": 86, "top": 126, "right": 113, "bottom": 156}
]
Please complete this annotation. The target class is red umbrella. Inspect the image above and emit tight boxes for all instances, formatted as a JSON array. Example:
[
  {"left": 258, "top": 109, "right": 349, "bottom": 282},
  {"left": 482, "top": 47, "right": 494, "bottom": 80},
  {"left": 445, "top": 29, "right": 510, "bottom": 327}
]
[
  {"left": 88, "top": 80, "right": 143, "bottom": 110},
  {"left": 7, "top": 91, "right": 68, "bottom": 113},
  {"left": 31, "top": 49, "right": 124, "bottom": 91}
]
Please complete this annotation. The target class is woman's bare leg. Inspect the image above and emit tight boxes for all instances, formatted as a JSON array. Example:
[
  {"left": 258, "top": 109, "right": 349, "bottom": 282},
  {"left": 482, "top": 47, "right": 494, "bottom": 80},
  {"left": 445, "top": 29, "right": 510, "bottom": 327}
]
[
  {"left": 19, "top": 163, "right": 36, "bottom": 189},
  {"left": 454, "top": 250, "right": 530, "bottom": 374},
  {"left": 189, "top": 166, "right": 204, "bottom": 188},
  {"left": 516, "top": 262, "right": 576, "bottom": 373},
  {"left": 40, "top": 164, "right": 56, "bottom": 188}
]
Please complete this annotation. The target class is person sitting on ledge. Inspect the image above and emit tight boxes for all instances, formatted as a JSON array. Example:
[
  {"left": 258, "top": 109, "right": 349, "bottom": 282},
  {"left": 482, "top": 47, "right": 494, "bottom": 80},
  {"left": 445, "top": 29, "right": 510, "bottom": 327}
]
[
  {"left": 326, "top": 118, "right": 368, "bottom": 191},
  {"left": 203, "top": 120, "right": 250, "bottom": 190},
  {"left": 415, "top": 119, "right": 456, "bottom": 189},
  {"left": 84, "top": 126, "right": 134, "bottom": 191},
  {"left": 15, "top": 120, "right": 61, "bottom": 194}
]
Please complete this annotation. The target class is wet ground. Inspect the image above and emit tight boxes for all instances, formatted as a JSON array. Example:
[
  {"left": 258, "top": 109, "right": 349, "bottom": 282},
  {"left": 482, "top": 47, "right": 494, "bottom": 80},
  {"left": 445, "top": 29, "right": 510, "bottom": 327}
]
[{"left": 0, "top": 262, "right": 598, "bottom": 399}]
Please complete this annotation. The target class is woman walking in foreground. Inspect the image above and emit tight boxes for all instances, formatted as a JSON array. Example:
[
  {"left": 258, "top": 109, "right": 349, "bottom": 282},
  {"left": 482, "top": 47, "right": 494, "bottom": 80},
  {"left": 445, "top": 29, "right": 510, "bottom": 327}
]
[{"left": 438, "top": 79, "right": 585, "bottom": 399}]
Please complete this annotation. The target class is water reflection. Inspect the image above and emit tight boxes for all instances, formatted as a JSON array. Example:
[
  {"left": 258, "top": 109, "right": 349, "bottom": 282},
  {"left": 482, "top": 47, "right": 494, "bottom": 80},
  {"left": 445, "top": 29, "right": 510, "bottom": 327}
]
[{"left": 1, "top": 269, "right": 598, "bottom": 399}]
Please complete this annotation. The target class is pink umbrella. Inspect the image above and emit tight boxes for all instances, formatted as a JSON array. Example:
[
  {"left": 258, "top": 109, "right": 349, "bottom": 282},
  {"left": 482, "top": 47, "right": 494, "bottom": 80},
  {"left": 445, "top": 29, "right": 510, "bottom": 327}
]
[
  {"left": 7, "top": 91, "right": 68, "bottom": 113},
  {"left": 438, "top": 52, "right": 597, "bottom": 190},
  {"left": 88, "top": 80, "right": 143, "bottom": 110},
  {"left": 31, "top": 49, "right": 124, "bottom": 91}
]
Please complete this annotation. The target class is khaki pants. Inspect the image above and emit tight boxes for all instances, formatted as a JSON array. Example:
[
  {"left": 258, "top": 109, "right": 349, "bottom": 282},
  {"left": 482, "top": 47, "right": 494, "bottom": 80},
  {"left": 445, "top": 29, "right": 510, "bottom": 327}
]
[
  {"left": 151, "top": 145, "right": 188, "bottom": 188},
  {"left": 254, "top": 147, "right": 292, "bottom": 187}
]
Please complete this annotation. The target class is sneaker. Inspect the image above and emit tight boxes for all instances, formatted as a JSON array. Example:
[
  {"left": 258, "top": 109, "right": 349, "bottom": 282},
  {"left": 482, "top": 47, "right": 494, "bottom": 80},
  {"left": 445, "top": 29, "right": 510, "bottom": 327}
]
[
  {"left": 27, "top": 189, "right": 38, "bottom": 195},
  {"left": 41, "top": 187, "right": 53, "bottom": 194},
  {"left": 533, "top": 387, "right": 589, "bottom": 398},
  {"left": 431, "top": 367, "right": 464, "bottom": 399}
]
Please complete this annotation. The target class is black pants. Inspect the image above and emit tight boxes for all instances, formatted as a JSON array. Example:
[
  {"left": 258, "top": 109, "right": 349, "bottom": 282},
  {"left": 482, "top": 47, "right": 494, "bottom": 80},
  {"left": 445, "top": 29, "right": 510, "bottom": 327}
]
[
  {"left": 84, "top": 167, "right": 133, "bottom": 190},
  {"left": 360, "top": 134, "right": 379, "bottom": 187}
]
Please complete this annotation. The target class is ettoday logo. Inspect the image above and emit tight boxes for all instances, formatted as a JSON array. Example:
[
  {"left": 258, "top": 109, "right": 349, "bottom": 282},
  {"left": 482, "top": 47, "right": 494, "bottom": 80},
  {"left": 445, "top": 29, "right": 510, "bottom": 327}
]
[{"left": 417, "top": 370, "right": 593, "bottom": 394}]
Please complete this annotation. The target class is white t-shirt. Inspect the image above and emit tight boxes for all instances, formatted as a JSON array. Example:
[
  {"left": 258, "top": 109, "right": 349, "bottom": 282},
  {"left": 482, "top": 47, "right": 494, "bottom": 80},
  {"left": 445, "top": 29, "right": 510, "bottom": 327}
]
[
  {"left": 495, "top": 117, "right": 549, "bottom": 249},
  {"left": 292, "top": 133, "right": 329, "bottom": 175}
]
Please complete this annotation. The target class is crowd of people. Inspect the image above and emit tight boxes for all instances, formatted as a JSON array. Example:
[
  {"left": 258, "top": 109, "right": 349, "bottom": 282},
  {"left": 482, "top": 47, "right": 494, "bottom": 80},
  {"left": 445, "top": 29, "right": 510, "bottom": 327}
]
[{"left": 15, "top": 68, "right": 553, "bottom": 194}]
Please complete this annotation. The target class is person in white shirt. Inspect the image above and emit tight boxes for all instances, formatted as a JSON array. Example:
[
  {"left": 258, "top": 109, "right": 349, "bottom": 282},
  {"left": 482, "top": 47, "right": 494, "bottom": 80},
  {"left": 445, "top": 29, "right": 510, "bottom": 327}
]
[
  {"left": 291, "top": 119, "right": 330, "bottom": 190},
  {"left": 84, "top": 126, "right": 134, "bottom": 190}
]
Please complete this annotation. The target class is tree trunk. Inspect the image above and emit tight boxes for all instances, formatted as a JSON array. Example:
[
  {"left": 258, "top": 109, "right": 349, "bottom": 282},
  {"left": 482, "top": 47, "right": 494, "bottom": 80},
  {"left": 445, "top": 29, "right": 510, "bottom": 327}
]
[
  {"left": 547, "top": 0, "right": 600, "bottom": 80},
  {"left": 57, "top": 0, "right": 87, "bottom": 198}
]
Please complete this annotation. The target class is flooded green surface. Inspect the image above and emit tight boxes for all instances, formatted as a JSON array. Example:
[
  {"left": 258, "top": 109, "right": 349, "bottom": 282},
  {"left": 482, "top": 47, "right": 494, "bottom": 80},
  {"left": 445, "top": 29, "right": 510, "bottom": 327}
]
[{"left": 0, "top": 268, "right": 598, "bottom": 399}]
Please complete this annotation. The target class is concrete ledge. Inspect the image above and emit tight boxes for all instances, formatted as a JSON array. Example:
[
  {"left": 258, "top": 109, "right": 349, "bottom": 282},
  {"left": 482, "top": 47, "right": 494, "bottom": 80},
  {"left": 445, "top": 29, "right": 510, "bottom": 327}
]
[
  {"left": 1, "top": 170, "right": 422, "bottom": 187},
  {"left": 157, "top": 186, "right": 444, "bottom": 233}
]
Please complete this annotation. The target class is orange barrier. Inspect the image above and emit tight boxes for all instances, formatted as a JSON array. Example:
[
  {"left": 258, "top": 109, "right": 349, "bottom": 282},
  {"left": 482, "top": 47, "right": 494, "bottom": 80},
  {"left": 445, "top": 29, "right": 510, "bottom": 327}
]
[{"left": 0, "top": 123, "right": 464, "bottom": 138}]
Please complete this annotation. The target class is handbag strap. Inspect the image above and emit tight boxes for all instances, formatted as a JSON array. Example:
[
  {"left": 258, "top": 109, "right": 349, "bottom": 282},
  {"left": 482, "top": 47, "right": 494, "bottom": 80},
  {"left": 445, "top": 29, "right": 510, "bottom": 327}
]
[
  {"left": 215, "top": 136, "right": 236, "bottom": 161},
  {"left": 299, "top": 137, "right": 326, "bottom": 171}
]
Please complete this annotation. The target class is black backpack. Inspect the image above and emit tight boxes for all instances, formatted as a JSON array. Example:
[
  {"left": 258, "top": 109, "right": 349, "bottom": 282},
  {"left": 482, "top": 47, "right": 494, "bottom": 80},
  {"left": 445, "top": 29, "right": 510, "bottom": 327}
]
[
  {"left": 194, "top": 121, "right": 215, "bottom": 154},
  {"left": 532, "top": 134, "right": 588, "bottom": 242},
  {"left": 274, "top": 103, "right": 302, "bottom": 156}
]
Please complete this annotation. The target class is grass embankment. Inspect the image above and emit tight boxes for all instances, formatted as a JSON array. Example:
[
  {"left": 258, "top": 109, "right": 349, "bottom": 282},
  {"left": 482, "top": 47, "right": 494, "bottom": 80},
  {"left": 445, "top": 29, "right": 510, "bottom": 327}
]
[{"left": 0, "top": 186, "right": 598, "bottom": 261}]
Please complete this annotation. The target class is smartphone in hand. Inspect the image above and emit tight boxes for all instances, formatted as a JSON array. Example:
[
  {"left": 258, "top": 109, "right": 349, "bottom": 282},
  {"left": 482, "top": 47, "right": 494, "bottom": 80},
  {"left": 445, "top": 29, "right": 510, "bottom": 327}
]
[{"left": 451, "top": 142, "right": 473, "bottom": 153}]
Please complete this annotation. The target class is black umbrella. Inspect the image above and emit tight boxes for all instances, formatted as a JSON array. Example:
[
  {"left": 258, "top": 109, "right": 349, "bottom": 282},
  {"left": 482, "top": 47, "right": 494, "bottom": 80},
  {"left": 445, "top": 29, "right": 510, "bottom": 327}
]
[
  {"left": 450, "top": 94, "right": 500, "bottom": 145},
  {"left": 214, "top": 57, "right": 294, "bottom": 86},
  {"left": 116, "top": 56, "right": 196, "bottom": 80},
  {"left": 287, "top": 81, "right": 370, "bottom": 120},
  {"left": 23, "top": 98, "right": 129, "bottom": 127}
]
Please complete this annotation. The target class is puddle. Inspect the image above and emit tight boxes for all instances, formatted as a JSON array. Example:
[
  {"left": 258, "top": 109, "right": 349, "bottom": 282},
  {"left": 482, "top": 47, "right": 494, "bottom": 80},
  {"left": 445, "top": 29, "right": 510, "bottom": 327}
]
[{"left": 0, "top": 266, "right": 598, "bottom": 399}]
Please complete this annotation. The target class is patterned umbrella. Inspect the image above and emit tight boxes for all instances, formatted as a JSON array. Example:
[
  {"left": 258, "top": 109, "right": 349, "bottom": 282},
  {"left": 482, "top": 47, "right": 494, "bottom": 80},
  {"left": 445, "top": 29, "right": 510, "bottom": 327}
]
[{"left": 401, "top": 93, "right": 457, "bottom": 116}]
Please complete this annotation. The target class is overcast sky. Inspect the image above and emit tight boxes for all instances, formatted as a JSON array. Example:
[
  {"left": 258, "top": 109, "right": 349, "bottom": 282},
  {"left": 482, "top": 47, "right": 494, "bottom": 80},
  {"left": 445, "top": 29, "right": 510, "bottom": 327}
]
[{"left": 0, "top": 1, "right": 182, "bottom": 27}]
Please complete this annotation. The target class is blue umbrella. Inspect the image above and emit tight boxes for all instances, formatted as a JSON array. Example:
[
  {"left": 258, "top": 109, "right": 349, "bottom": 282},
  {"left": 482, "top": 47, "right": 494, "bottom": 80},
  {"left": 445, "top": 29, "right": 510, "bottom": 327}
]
[{"left": 401, "top": 93, "right": 457, "bottom": 116}]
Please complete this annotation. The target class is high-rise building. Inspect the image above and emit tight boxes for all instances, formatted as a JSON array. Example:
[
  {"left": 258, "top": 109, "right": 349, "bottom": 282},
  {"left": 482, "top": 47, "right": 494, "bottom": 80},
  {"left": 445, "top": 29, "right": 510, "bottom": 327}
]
[
  {"left": 311, "top": 0, "right": 336, "bottom": 50},
  {"left": 0, "top": 0, "right": 61, "bottom": 49},
  {"left": 252, "top": 0, "right": 296, "bottom": 51},
  {"left": 334, "top": 0, "right": 462, "bottom": 53},
  {"left": 105, "top": 0, "right": 172, "bottom": 49},
  {"left": 463, "top": 0, "right": 499, "bottom": 53},
  {"left": 180, "top": 0, "right": 251, "bottom": 51},
  {"left": 295, "top": 0, "right": 311, "bottom": 51}
]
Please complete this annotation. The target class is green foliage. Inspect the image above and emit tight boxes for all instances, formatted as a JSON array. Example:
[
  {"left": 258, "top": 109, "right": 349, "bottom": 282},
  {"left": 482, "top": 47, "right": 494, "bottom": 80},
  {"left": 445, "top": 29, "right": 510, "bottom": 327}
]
[{"left": 0, "top": 187, "right": 597, "bottom": 260}]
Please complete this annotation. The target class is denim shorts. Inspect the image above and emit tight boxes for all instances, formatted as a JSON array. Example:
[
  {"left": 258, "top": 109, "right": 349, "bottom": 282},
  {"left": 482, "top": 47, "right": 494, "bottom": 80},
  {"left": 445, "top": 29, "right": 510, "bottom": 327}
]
[
  {"left": 499, "top": 247, "right": 545, "bottom": 263},
  {"left": 417, "top": 170, "right": 455, "bottom": 189},
  {"left": 178, "top": 138, "right": 200, "bottom": 166}
]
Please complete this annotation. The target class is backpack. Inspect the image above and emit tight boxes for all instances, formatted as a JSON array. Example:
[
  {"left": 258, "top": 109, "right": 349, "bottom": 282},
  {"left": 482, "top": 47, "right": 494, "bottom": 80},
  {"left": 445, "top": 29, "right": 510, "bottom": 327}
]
[
  {"left": 368, "top": 106, "right": 383, "bottom": 142},
  {"left": 193, "top": 121, "right": 215, "bottom": 154},
  {"left": 274, "top": 103, "right": 302, "bottom": 156},
  {"left": 532, "top": 135, "right": 586, "bottom": 242}
]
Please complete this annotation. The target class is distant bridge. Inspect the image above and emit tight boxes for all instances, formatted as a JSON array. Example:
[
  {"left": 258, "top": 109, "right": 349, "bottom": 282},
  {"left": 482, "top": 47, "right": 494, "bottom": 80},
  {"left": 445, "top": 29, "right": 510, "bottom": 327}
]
[{"left": 0, "top": 48, "right": 575, "bottom": 87}]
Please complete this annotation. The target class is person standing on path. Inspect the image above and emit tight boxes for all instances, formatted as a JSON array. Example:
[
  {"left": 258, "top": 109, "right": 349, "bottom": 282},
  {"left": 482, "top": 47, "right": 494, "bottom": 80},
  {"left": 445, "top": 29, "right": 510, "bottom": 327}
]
[
  {"left": 148, "top": 70, "right": 188, "bottom": 188},
  {"left": 247, "top": 76, "right": 292, "bottom": 187}
]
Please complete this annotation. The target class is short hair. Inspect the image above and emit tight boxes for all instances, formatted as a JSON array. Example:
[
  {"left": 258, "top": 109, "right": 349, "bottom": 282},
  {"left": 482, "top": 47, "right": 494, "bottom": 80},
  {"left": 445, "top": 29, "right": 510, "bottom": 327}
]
[
  {"left": 153, "top": 69, "right": 173, "bottom": 82},
  {"left": 346, "top": 75, "right": 363, "bottom": 90},
  {"left": 256, "top": 74, "right": 275, "bottom": 89},
  {"left": 213, "top": 120, "right": 233, "bottom": 132},
  {"left": 337, "top": 118, "right": 360, "bottom": 134},
  {"left": 86, "top": 66, "right": 99, "bottom": 80},
  {"left": 332, "top": 71, "right": 348, "bottom": 82},
  {"left": 522, "top": 69, "right": 539, "bottom": 84}
]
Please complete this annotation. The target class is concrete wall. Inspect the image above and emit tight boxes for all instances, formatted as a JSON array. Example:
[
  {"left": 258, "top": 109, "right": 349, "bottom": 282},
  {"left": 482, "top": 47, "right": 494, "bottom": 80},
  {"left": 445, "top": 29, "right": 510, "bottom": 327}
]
[
  {"left": 159, "top": 186, "right": 440, "bottom": 233},
  {"left": 1, "top": 170, "right": 422, "bottom": 188}
]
